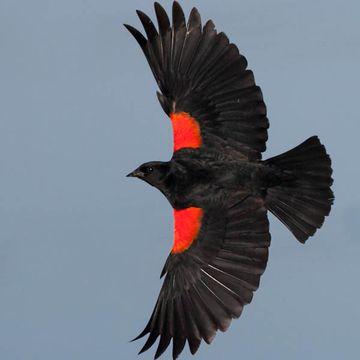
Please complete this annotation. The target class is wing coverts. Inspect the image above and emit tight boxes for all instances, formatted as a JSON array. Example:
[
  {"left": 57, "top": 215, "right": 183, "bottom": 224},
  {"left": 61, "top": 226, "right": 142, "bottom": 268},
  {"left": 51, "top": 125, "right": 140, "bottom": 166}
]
[
  {"left": 170, "top": 112, "right": 202, "bottom": 152},
  {"left": 172, "top": 207, "right": 203, "bottom": 253}
]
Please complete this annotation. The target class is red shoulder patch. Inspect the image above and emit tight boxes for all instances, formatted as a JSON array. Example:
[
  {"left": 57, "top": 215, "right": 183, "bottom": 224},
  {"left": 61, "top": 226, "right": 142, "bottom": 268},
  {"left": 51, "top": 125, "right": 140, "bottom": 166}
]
[
  {"left": 172, "top": 207, "right": 203, "bottom": 254},
  {"left": 170, "top": 112, "right": 202, "bottom": 152}
]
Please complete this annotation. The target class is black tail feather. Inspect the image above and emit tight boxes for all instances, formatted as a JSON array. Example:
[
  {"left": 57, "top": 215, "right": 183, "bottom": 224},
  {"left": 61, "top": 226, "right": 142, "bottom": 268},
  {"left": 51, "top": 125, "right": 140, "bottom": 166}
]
[{"left": 265, "top": 136, "right": 334, "bottom": 243}]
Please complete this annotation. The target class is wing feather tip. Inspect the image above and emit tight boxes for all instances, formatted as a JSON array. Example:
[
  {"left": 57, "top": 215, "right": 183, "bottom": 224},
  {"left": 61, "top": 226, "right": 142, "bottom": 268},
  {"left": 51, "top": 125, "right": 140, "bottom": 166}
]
[
  {"left": 123, "top": 23, "right": 137, "bottom": 33},
  {"left": 188, "top": 338, "right": 202, "bottom": 355},
  {"left": 154, "top": 336, "right": 172, "bottom": 359},
  {"left": 131, "top": 326, "right": 150, "bottom": 342},
  {"left": 138, "top": 333, "right": 160, "bottom": 355},
  {"left": 188, "top": 7, "right": 201, "bottom": 30},
  {"left": 172, "top": 1, "right": 185, "bottom": 28},
  {"left": 124, "top": 24, "right": 147, "bottom": 48}
]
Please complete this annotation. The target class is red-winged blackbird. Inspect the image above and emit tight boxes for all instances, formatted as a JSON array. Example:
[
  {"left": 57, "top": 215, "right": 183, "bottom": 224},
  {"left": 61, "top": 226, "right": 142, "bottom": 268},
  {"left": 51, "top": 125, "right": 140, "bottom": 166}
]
[{"left": 125, "top": 2, "right": 334, "bottom": 359}]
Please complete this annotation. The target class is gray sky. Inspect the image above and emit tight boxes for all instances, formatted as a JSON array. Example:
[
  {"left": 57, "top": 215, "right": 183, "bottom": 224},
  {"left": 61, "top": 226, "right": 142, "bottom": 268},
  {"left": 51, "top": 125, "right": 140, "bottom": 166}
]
[{"left": 0, "top": 0, "right": 359, "bottom": 359}]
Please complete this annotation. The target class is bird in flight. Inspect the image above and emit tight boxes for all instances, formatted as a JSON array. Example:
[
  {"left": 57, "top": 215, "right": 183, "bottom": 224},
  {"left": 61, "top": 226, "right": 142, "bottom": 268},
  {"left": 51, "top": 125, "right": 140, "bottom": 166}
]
[{"left": 124, "top": 2, "right": 334, "bottom": 359}]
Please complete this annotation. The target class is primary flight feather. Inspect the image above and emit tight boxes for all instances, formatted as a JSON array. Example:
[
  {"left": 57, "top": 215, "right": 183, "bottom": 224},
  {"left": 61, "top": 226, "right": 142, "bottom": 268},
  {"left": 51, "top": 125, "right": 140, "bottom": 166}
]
[{"left": 124, "top": 2, "right": 334, "bottom": 359}]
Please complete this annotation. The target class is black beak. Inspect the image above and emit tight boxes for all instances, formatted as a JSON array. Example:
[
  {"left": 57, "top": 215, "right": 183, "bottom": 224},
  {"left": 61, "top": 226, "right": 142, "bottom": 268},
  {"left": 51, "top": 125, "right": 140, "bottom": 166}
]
[{"left": 126, "top": 169, "right": 144, "bottom": 178}]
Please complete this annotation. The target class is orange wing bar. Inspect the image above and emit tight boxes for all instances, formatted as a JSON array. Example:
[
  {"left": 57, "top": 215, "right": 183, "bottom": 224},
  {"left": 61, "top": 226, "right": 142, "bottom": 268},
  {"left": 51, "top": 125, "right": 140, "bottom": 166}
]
[
  {"left": 170, "top": 112, "right": 202, "bottom": 152},
  {"left": 172, "top": 207, "right": 203, "bottom": 253}
]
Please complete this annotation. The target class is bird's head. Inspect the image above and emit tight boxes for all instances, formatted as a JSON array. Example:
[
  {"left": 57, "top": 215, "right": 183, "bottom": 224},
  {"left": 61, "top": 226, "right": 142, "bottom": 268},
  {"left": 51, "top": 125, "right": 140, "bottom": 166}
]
[{"left": 126, "top": 161, "right": 171, "bottom": 190}]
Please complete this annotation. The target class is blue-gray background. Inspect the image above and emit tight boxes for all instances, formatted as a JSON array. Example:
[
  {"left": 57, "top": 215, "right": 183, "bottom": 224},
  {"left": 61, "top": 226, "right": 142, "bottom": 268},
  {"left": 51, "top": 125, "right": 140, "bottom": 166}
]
[{"left": 1, "top": 0, "right": 359, "bottom": 359}]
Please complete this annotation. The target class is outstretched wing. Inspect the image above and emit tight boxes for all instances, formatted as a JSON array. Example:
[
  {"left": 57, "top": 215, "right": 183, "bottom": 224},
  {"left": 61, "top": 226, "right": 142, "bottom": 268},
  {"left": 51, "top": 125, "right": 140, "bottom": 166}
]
[
  {"left": 125, "top": 2, "right": 269, "bottom": 160},
  {"left": 133, "top": 195, "right": 270, "bottom": 359}
]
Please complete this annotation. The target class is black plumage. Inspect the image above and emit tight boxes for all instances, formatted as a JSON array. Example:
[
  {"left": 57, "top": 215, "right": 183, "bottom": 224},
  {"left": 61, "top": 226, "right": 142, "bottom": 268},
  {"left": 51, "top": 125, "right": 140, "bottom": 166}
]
[{"left": 125, "top": 2, "right": 334, "bottom": 359}]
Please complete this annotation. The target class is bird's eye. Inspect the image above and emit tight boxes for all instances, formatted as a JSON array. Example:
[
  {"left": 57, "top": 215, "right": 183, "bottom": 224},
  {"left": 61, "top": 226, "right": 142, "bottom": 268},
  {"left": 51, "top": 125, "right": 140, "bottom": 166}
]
[{"left": 144, "top": 166, "right": 153, "bottom": 175}]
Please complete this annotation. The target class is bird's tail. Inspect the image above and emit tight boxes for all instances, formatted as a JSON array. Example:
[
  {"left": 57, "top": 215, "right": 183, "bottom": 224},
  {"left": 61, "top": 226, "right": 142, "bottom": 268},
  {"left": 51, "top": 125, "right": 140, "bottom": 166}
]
[{"left": 264, "top": 136, "right": 334, "bottom": 243}]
